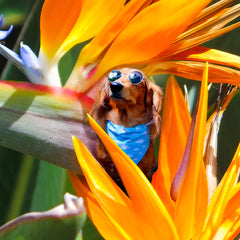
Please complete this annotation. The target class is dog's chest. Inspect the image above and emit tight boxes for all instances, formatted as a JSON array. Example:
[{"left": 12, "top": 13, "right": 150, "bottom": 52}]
[
  {"left": 105, "top": 108, "right": 123, "bottom": 125},
  {"left": 105, "top": 106, "right": 147, "bottom": 127}
]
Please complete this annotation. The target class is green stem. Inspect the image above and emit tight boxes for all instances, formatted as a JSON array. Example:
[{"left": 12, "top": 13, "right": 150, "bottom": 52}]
[{"left": 7, "top": 155, "right": 34, "bottom": 221}]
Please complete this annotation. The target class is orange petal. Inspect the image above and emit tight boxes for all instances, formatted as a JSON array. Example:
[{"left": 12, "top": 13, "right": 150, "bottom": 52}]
[
  {"left": 40, "top": 0, "right": 125, "bottom": 60},
  {"left": 224, "top": 181, "right": 240, "bottom": 218},
  {"left": 190, "top": 0, "right": 236, "bottom": 27},
  {"left": 142, "top": 61, "right": 240, "bottom": 87},
  {"left": 172, "top": 46, "right": 240, "bottom": 70},
  {"left": 193, "top": 161, "right": 209, "bottom": 238},
  {"left": 65, "top": 0, "right": 149, "bottom": 91},
  {"left": 77, "top": 0, "right": 150, "bottom": 66},
  {"left": 212, "top": 216, "right": 240, "bottom": 240},
  {"left": 40, "top": 0, "right": 83, "bottom": 59},
  {"left": 174, "top": 63, "right": 209, "bottom": 239},
  {"left": 94, "top": 0, "right": 211, "bottom": 78},
  {"left": 68, "top": 171, "right": 125, "bottom": 240},
  {"left": 166, "top": 4, "right": 240, "bottom": 56},
  {"left": 202, "top": 142, "right": 240, "bottom": 239},
  {"left": 151, "top": 75, "right": 191, "bottom": 217},
  {"left": 88, "top": 115, "right": 180, "bottom": 240},
  {"left": 56, "top": 0, "right": 126, "bottom": 59},
  {"left": 71, "top": 136, "right": 144, "bottom": 240},
  {"left": 212, "top": 182, "right": 240, "bottom": 240}
]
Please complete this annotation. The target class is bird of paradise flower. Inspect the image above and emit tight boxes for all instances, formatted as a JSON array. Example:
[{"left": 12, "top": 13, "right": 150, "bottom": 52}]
[
  {"left": 0, "top": 0, "right": 239, "bottom": 238},
  {"left": 69, "top": 64, "right": 240, "bottom": 240},
  {"left": 1, "top": 0, "right": 240, "bottom": 90},
  {"left": 40, "top": 0, "right": 240, "bottom": 91},
  {"left": 0, "top": 0, "right": 240, "bottom": 171}
]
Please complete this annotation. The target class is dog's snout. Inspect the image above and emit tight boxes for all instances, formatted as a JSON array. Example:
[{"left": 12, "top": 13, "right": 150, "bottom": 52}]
[{"left": 110, "top": 82, "right": 123, "bottom": 94}]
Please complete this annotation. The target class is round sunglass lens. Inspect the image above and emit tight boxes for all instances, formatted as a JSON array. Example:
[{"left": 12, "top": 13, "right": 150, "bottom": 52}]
[
  {"left": 108, "top": 70, "right": 122, "bottom": 82},
  {"left": 129, "top": 71, "right": 143, "bottom": 84}
]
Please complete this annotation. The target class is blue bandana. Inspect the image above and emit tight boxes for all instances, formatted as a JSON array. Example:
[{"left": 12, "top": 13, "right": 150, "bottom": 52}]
[{"left": 106, "top": 120, "right": 150, "bottom": 165}]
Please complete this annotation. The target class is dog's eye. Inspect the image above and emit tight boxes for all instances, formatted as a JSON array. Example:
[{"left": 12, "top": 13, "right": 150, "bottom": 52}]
[
  {"left": 108, "top": 70, "right": 122, "bottom": 82},
  {"left": 129, "top": 71, "right": 143, "bottom": 84}
]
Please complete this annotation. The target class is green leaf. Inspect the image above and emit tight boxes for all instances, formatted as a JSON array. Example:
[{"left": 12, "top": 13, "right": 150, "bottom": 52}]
[
  {"left": 6, "top": 155, "right": 35, "bottom": 222},
  {"left": 0, "top": 81, "right": 96, "bottom": 173},
  {"left": 0, "top": 193, "right": 86, "bottom": 240},
  {"left": 29, "top": 162, "right": 104, "bottom": 240},
  {"left": 58, "top": 43, "right": 86, "bottom": 86},
  {"left": 30, "top": 162, "right": 67, "bottom": 212},
  {"left": 0, "top": 147, "right": 22, "bottom": 225}
]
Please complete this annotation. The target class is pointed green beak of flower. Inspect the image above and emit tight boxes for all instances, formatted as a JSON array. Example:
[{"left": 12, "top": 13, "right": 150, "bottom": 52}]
[{"left": 0, "top": 80, "right": 97, "bottom": 173}]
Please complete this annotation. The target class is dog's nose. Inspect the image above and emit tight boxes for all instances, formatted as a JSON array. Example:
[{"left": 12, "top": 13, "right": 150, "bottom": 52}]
[{"left": 110, "top": 82, "right": 123, "bottom": 94}]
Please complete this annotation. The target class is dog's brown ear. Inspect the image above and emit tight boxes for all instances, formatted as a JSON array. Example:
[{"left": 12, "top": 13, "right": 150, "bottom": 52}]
[
  {"left": 145, "top": 80, "right": 163, "bottom": 138},
  {"left": 90, "top": 80, "right": 111, "bottom": 127}
]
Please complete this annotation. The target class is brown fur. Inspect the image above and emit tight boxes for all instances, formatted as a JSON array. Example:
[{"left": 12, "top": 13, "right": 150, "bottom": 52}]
[{"left": 91, "top": 68, "right": 163, "bottom": 179}]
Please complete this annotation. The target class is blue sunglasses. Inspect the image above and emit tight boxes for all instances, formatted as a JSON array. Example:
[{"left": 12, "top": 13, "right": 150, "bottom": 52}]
[{"left": 108, "top": 70, "right": 143, "bottom": 84}]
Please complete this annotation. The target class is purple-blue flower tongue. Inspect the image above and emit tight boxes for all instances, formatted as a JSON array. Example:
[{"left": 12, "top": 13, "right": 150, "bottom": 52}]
[
  {"left": 0, "top": 41, "right": 44, "bottom": 84},
  {"left": 0, "top": 14, "right": 13, "bottom": 40},
  {"left": 20, "top": 42, "right": 44, "bottom": 83}
]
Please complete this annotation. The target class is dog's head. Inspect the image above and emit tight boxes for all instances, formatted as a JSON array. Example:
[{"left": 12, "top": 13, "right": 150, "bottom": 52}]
[
  {"left": 107, "top": 68, "right": 146, "bottom": 105},
  {"left": 92, "top": 68, "right": 163, "bottom": 137}
]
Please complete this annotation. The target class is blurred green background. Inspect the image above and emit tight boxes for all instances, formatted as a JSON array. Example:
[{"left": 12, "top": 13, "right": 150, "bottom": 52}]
[
  {"left": 0, "top": 0, "right": 78, "bottom": 228},
  {"left": 0, "top": 0, "right": 239, "bottom": 236}
]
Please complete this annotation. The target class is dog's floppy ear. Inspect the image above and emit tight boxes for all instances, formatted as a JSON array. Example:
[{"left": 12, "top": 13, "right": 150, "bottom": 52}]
[
  {"left": 90, "top": 80, "right": 111, "bottom": 127},
  {"left": 145, "top": 80, "right": 163, "bottom": 138}
]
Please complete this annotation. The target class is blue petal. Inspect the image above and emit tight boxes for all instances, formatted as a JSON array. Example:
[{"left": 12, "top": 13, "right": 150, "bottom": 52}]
[
  {"left": 0, "top": 25, "right": 13, "bottom": 40},
  {"left": 0, "top": 43, "right": 44, "bottom": 84},
  {"left": 20, "top": 43, "right": 40, "bottom": 69},
  {"left": 0, "top": 15, "right": 3, "bottom": 27},
  {"left": 0, "top": 15, "right": 13, "bottom": 40},
  {"left": 19, "top": 43, "right": 44, "bottom": 84},
  {"left": 0, "top": 43, "right": 24, "bottom": 69}
]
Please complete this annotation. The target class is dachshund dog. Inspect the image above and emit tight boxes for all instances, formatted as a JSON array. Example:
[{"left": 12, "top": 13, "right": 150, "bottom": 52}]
[{"left": 91, "top": 68, "right": 163, "bottom": 180}]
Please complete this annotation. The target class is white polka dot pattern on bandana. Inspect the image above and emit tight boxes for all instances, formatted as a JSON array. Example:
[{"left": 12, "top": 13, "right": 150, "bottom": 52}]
[{"left": 106, "top": 120, "right": 150, "bottom": 164}]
